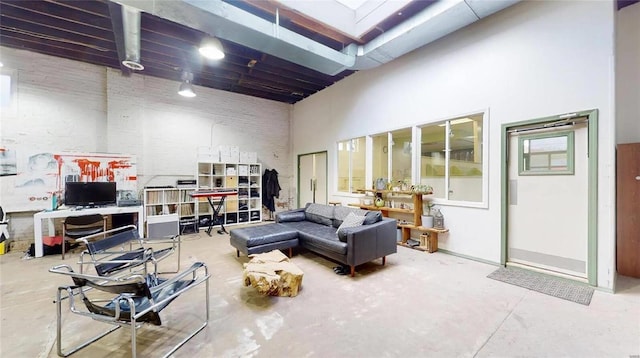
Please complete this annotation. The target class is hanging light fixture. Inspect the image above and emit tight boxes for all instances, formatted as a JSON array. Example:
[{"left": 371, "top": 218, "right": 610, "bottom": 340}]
[
  {"left": 198, "top": 36, "right": 225, "bottom": 60},
  {"left": 178, "top": 72, "right": 196, "bottom": 98}
]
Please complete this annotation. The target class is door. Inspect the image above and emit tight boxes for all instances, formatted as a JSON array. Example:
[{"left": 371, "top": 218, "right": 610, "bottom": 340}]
[
  {"left": 507, "top": 119, "right": 589, "bottom": 279},
  {"left": 298, "top": 152, "right": 327, "bottom": 207},
  {"left": 616, "top": 143, "right": 640, "bottom": 278}
]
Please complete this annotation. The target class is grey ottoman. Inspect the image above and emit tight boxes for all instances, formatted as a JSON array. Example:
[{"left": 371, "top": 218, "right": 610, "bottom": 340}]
[{"left": 230, "top": 224, "right": 299, "bottom": 257}]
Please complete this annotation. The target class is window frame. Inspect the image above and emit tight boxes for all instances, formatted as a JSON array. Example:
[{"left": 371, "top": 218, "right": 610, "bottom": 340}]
[
  {"left": 417, "top": 111, "right": 489, "bottom": 208},
  {"left": 518, "top": 130, "right": 575, "bottom": 176},
  {"left": 333, "top": 110, "right": 489, "bottom": 209},
  {"left": 336, "top": 136, "right": 366, "bottom": 194}
]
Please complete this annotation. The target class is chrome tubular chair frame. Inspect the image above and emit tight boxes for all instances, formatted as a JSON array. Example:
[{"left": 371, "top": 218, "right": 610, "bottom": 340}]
[
  {"left": 77, "top": 225, "right": 172, "bottom": 277},
  {"left": 50, "top": 262, "right": 210, "bottom": 358}
]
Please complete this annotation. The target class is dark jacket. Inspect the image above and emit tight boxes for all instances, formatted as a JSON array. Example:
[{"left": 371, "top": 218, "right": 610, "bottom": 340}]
[{"left": 262, "top": 169, "right": 281, "bottom": 212}]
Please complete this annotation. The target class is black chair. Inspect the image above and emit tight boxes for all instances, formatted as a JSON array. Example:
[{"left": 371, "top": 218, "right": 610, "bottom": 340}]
[
  {"left": 144, "top": 214, "right": 181, "bottom": 273},
  {"left": 50, "top": 262, "right": 209, "bottom": 357},
  {"left": 62, "top": 214, "right": 106, "bottom": 259},
  {"left": 0, "top": 206, "right": 9, "bottom": 242},
  {"left": 77, "top": 225, "right": 174, "bottom": 277}
]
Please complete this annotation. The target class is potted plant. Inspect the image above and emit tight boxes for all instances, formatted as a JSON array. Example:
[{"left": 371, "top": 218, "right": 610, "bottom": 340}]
[
  {"left": 421, "top": 202, "right": 436, "bottom": 228},
  {"left": 411, "top": 184, "right": 433, "bottom": 195}
]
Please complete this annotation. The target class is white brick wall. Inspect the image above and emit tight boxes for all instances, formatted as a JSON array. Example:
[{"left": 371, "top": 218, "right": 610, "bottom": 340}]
[{"left": 0, "top": 47, "right": 292, "bottom": 243}]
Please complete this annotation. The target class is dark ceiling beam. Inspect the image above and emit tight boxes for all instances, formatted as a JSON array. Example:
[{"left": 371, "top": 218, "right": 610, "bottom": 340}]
[
  {"left": 139, "top": 47, "right": 318, "bottom": 96},
  {"left": 106, "top": 1, "right": 131, "bottom": 75},
  {"left": 617, "top": 0, "right": 639, "bottom": 9},
  {"left": 44, "top": 0, "right": 111, "bottom": 17},
  {"left": 0, "top": 30, "right": 115, "bottom": 58},
  {"left": 3, "top": 0, "right": 112, "bottom": 28},
  {"left": 137, "top": 29, "right": 333, "bottom": 87},
  {"left": 1, "top": 1, "right": 112, "bottom": 31},
  {"left": 137, "top": 30, "right": 329, "bottom": 91},
  {"left": 0, "top": 7, "right": 116, "bottom": 51},
  {"left": 0, "top": 34, "right": 120, "bottom": 67},
  {"left": 0, "top": 0, "right": 351, "bottom": 104}
]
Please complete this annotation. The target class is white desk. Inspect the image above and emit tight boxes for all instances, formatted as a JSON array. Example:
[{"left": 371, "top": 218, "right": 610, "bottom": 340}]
[{"left": 33, "top": 206, "right": 144, "bottom": 258}]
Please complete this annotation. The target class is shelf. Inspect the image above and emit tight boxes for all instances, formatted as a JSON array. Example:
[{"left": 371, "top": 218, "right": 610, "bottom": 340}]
[
  {"left": 358, "top": 189, "right": 433, "bottom": 196},
  {"left": 397, "top": 223, "right": 449, "bottom": 234},
  {"left": 196, "top": 161, "right": 262, "bottom": 228}
]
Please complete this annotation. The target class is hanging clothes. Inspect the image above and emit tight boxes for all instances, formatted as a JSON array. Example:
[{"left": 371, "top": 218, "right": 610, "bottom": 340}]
[{"left": 262, "top": 169, "right": 281, "bottom": 212}]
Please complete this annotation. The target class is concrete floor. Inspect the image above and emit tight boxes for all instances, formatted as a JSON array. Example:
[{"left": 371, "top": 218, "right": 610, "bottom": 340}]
[{"left": 1, "top": 229, "right": 639, "bottom": 358}]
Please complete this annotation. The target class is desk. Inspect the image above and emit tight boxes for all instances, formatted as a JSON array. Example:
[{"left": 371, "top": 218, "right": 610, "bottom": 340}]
[{"left": 33, "top": 206, "right": 144, "bottom": 258}]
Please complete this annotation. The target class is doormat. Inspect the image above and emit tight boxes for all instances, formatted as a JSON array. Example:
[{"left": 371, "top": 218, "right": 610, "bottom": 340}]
[{"left": 487, "top": 267, "right": 594, "bottom": 306}]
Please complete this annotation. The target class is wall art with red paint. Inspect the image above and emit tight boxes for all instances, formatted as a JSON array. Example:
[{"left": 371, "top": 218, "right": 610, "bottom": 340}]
[{"left": 0, "top": 149, "right": 137, "bottom": 212}]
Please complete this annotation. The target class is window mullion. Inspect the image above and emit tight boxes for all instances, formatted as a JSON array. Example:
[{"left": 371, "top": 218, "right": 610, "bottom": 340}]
[
  {"left": 349, "top": 140, "right": 354, "bottom": 193},
  {"left": 445, "top": 121, "right": 451, "bottom": 200}
]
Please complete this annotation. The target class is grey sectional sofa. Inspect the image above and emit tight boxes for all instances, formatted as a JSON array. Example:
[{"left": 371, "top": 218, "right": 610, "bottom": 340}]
[{"left": 230, "top": 203, "right": 397, "bottom": 277}]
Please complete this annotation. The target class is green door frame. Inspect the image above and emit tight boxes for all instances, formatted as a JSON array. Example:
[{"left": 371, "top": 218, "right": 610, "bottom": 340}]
[
  {"left": 297, "top": 151, "right": 328, "bottom": 208},
  {"left": 500, "top": 109, "right": 598, "bottom": 286}
]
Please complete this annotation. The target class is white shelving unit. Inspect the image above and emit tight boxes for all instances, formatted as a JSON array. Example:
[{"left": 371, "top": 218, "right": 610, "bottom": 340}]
[
  {"left": 143, "top": 187, "right": 197, "bottom": 234},
  {"left": 196, "top": 162, "right": 262, "bottom": 228}
]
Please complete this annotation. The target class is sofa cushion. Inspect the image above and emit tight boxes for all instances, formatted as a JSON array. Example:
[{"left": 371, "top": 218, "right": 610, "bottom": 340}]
[
  {"left": 336, "top": 212, "right": 366, "bottom": 242},
  {"left": 363, "top": 211, "right": 383, "bottom": 225},
  {"left": 276, "top": 210, "right": 306, "bottom": 223},
  {"left": 332, "top": 206, "right": 367, "bottom": 228},
  {"left": 305, "top": 203, "right": 334, "bottom": 226}
]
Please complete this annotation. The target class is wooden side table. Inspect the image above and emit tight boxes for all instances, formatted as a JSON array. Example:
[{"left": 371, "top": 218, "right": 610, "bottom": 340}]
[{"left": 398, "top": 224, "right": 449, "bottom": 253}]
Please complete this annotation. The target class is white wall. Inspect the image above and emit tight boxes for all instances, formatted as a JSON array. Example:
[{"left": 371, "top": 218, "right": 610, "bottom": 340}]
[
  {"left": 292, "top": 1, "right": 617, "bottom": 289},
  {"left": 616, "top": 2, "right": 640, "bottom": 144},
  {"left": 0, "top": 47, "right": 292, "bottom": 242}
]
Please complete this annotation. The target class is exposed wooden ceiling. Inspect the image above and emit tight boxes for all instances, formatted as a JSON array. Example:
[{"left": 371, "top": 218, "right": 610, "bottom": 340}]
[{"left": 0, "top": 0, "right": 433, "bottom": 104}]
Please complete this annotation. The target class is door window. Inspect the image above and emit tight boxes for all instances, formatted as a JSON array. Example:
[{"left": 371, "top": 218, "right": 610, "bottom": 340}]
[{"left": 519, "top": 131, "right": 574, "bottom": 175}]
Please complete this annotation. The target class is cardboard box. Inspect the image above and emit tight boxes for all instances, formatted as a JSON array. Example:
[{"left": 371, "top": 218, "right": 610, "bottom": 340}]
[
  {"left": 218, "top": 145, "right": 239, "bottom": 163},
  {"left": 240, "top": 151, "right": 257, "bottom": 163},
  {"left": 197, "top": 146, "right": 219, "bottom": 162}
]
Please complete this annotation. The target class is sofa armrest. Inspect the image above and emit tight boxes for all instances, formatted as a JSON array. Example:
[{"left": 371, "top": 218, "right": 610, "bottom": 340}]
[
  {"left": 275, "top": 208, "right": 306, "bottom": 223},
  {"left": 344, "top": 218, "right": 397, "bottom": 266}
]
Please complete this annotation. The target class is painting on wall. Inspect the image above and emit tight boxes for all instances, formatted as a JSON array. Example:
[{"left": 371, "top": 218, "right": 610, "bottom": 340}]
[{"left": 0, "top": 150, "right": 137, "bottom": 212}]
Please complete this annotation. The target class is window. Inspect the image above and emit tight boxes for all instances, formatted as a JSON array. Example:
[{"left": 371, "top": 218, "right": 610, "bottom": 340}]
[
  {"left": 390, "top": 128, "right": 413, "bottom": 186},
  {"left": 337, "top": 137, "right": 366, "bottom": 193},
  {"left": 519, "top": 131, "right": 574, "bottom": 175},
  {"left": 420, "top": 113, "right": 485, "bottom": 203},
  {"left": 372, "top": 133, "right": 389, "bottom": 183},
  {"left": 0, "top": 68, "right": 17, "bottom": 117}
]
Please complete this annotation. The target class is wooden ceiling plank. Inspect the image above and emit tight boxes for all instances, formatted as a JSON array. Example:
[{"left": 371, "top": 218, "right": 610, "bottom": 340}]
[
  {"left": 2, "top": 0, "right": 113, "bottom": 30},
  {"left": 43, "top": 0, "right": 111, "bottom": 18},
  {"left": 139, "top": 47, "right": 316, "bottom": 96},
  {"left": 137, "top": 35, "right": 325, "bottom": 92},
  {"left": 0, "top": 16, "right": 115, "bottom": 53},
  {"left": 0, "top": 34, "right": 120, "bottom": 67},
  {"left": 0, "top": 4, "right": 116, "bottom": 47}
]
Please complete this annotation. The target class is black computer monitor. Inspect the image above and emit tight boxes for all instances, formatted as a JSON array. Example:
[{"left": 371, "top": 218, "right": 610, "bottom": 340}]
[{"left": 64, "top": 182, "right": 117, "bottom": 207}]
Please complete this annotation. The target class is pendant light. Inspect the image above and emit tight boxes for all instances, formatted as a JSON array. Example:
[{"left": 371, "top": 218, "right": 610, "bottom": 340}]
[
  {"left": 178, "top": 72, "right": 196, "bottom": 98},
  {"left": 198, "top": 36, "right": 225, "bottom": 60}
]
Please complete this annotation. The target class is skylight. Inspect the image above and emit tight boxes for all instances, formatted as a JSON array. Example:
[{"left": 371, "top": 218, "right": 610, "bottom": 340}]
[{"left": 334, "top": 0, "right": 369, "bottom": 10}]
